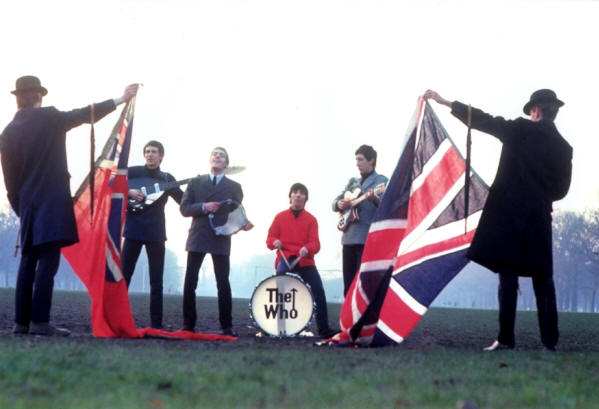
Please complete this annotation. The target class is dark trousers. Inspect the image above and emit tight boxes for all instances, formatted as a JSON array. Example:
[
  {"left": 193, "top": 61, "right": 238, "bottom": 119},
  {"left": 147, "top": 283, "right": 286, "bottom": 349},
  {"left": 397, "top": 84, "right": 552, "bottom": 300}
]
[
  {"left": 497, "top": 267, "right": 559, "bottom": 348},
  {"left": 276, "top": 259, "right": 330, "bottom": 334},
  {"left": 121, "top": 238, "right": 165, "bottom": 327},
  {"left": 342, "top": 244, "right": 364, "bottom": 296},
  {"left": 15, "top": 243, "right": 61, "bottom": 325},
  {"left": 183, "top": 252, "right": 232, "bottom": 330}
]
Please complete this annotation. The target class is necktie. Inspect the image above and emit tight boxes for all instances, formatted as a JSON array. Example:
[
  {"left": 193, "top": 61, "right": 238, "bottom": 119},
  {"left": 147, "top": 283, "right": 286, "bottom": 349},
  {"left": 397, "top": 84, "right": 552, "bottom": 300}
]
[{"left": 212, "top": 176, "right": 216, "bottom": 186}]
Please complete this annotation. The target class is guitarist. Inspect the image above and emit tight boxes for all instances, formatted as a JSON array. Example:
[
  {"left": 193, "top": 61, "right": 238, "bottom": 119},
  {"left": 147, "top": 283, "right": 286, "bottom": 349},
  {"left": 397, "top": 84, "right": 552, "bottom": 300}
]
[
  {"left": 122, "top": 140, "right": 184, "bottom": 329},
  {"left": 332, "top": 145, "right": 388, "bottom": 296}
]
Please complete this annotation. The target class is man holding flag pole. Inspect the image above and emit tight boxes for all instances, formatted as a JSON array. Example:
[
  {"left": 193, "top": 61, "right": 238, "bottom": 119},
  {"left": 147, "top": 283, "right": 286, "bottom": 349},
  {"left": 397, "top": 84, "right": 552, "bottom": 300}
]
[
  {"left": 424, "top": 89, "right": 572, "bottom": 351},
  {"left": 0, "top": 76, "right": 137, "bottom": 336}
]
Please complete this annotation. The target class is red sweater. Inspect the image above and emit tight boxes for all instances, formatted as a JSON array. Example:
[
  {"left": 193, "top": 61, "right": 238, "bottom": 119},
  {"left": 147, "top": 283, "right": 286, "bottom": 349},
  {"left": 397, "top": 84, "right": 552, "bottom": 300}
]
[{"left": 266, "top": 208, "right": 320, "bottom": 268}]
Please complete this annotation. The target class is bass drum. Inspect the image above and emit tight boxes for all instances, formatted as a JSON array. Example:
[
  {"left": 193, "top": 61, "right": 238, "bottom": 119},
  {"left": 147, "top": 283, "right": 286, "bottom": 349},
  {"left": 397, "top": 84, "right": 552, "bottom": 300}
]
[{"left": 250, "top": 273, "right": 315, "bottom": 337}]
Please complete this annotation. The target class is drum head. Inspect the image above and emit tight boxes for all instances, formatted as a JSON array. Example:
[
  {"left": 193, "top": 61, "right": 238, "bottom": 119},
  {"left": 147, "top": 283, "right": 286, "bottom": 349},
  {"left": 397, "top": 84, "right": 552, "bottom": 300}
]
[{"left": 250, "top": 273, "right": 315, "bottom": 337}]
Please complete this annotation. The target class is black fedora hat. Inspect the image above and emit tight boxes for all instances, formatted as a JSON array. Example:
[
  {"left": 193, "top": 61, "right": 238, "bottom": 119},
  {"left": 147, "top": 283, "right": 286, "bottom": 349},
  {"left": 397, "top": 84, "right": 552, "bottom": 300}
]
[
  {"left": 11, "top": 75, "right": 48, "bottom": 96},
  {"left": 522, "top": 89, "right": 563, "bottom": 115}
]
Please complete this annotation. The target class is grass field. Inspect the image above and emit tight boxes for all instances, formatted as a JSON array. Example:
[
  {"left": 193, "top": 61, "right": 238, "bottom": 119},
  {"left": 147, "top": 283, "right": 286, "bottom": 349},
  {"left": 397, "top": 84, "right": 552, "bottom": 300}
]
[{"left": 1, "top": 288, "right": 598, "bottom": 409}]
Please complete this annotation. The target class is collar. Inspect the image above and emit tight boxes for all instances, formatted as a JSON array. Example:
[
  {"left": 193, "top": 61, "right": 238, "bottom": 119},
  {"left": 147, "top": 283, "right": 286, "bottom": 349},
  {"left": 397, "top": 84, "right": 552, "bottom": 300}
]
[{"left": 289, "top": 207, "right": 304, "bottom": 218}]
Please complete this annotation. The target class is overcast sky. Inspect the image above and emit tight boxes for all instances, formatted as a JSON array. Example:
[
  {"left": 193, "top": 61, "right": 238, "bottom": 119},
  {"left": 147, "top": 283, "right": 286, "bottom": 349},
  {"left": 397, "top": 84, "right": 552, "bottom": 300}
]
[{"left": 1, "top": 0, "right": 597, "bottom": 276}]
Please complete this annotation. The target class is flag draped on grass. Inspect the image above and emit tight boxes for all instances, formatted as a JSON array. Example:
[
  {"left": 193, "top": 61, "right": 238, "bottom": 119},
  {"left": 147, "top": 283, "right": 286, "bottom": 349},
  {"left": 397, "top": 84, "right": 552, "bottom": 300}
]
[
  {"left": 332, "top": 98, "right": 489, "bottom": 346},
  {"left": 62, "top": 99, "right": 234, "bottom": 341}
]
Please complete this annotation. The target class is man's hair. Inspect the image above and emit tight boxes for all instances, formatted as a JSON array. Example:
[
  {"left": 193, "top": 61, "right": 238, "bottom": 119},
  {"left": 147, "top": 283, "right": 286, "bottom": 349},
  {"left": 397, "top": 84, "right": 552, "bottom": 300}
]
[
  {"left": 16, "top": 90, "right": 42, "bottom": 109},
  {"left": 143, "top": 140, "right": 164, "bottom": 156},
  {"left": 355, "top": 144, "right": 377, "bottom": 167},
  {"left": 211, "top": 146, "right": 229, "bottom": 165},
  {"left": 289, "top": 182, "right": 308, "bottom": 201},
  {"left": 536, "top": 102, "right": 559, "bottom": 121}
]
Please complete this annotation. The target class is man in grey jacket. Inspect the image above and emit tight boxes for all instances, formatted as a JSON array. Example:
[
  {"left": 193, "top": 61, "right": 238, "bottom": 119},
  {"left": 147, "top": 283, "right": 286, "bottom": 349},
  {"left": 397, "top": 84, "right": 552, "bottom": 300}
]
[
  {"left": 333, "top": 145, "right": 388, "bottom": 296},
  {"left": 180, "top": 147, "right": 252, "bottom": 336}
]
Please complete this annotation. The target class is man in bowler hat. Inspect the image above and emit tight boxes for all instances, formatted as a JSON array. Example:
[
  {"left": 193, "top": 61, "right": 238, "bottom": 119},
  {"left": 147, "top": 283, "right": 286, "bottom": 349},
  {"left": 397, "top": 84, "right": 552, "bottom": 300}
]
[
  {"left": 0, "top": 76, "right": 138, "bottom": 335},
  {"left": 424, "top": 88, "right": 572, "bottom": 351}
]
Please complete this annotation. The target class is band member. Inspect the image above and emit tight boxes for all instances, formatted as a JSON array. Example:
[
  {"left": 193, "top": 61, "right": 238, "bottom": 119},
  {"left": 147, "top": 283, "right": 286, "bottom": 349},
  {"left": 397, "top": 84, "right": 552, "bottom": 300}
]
[
  {"left": 266, "top": 183, "right": 338, "bottom": 338},
  {"left": 122, "top": 140, "right": 183, "bottom": 329},
  {"left": 424, "top": 89, "right": 572, "bottom": 351},
  {"left": 0, "top": 75, "right": 137, "bottom": 336},
  {"left": 333, "top": 145, "right": 388, "bottom": 296},
  {"left": 180, "top": 147, "right": 251, "bottom": 336}
]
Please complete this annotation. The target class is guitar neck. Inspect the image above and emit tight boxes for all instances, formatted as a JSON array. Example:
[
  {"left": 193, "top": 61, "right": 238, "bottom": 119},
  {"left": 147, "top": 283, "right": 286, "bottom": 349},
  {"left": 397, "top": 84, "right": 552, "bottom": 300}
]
[
  {"left": 349, "top": 183, "right": 386, "bottom": 208},
  {"left": 156, "top": 178, "right": 191, "bottom": 191}
]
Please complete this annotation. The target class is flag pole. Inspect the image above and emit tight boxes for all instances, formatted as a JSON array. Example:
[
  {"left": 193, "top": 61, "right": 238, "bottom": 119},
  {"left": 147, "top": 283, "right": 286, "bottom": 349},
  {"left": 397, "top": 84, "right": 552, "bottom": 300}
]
[
  {"left": 464, "top": 104, "right": 472, "bottom": 234},
  {"left": 90, "top": 103, "right": 95, "bottom": 223}
]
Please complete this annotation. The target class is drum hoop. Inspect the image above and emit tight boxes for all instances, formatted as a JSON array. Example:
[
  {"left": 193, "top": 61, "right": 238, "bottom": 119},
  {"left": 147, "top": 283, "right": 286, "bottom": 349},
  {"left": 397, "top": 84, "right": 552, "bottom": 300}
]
[
  {"left": 208, "top": 199, "right": 248, "bottom": 236},
  {"left": 249, "top": 272, "right": 316, "bottom": 338}
]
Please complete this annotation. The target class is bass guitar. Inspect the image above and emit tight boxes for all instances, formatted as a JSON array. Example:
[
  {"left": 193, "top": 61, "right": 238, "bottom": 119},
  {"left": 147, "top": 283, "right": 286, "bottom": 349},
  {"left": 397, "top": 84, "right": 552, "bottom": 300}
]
[
  {"left": 337, "top": 183, "right": 386, "bottom": 231},
  {"left": 127, "top": 177, "right": 192, "bottom": 214}
]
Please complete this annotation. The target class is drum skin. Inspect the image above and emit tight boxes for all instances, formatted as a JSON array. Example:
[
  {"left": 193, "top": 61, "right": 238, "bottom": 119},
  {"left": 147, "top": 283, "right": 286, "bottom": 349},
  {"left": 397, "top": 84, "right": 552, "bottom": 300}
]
[{"left": 250, "top": 273, "right": 315, "bottom": 337}]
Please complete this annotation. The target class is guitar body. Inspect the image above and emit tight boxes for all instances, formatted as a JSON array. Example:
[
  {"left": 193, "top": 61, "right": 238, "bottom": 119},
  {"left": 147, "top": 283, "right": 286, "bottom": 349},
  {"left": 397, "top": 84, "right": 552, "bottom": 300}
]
[
  {"left": 336, "top": 183, "right": 386, "bottom": 232},
  {"left": 127, "top": 176, "right": 191, "bottom": 215},
  {"left": 337, "top": 208, "right": 358, "bottom": 231}
]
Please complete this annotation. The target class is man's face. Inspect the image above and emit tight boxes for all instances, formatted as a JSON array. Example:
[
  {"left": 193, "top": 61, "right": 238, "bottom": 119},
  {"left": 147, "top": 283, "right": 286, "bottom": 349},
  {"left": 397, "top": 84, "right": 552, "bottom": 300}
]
[
  {"left": 144, "top": 146, "right": 163, "bottom": 169},
  {"left": 355, "top": 154, "right": 375, "bottom": 174},
  {"left": 210, "top": 149, "right": 228, "bottom": 173},
  {"left": 529, "top": 106, "right": 542, "bottom": 122},
  {"left": 289, "top": 189, "right": 307, "bottom": 210}
]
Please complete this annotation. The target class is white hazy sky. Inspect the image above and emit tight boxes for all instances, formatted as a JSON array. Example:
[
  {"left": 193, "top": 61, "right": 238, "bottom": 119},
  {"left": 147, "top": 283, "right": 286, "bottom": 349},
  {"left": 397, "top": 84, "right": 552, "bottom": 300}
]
[{"left": 1, "top": 0, "right": 598, "bottom": 276}]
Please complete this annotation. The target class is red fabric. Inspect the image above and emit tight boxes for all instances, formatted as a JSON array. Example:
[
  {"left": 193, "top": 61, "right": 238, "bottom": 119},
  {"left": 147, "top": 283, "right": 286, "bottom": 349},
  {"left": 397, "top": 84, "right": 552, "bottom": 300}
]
[
  {"left": 266, "top": 208, "right": 320, "bottom": 268},
  {"left": 62, "top": 101, "right": 234, "bottom": 342}
]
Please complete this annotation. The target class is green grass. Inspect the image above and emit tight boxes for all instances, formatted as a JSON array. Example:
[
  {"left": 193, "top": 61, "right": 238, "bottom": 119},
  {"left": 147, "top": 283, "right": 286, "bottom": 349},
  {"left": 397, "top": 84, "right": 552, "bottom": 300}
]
[{"left": 1, "top": 288, "right": 598, "bottom": 409}]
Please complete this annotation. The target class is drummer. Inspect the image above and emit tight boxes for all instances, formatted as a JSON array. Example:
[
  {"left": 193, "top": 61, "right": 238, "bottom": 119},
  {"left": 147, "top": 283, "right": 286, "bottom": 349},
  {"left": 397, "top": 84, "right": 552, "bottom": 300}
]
[{"left": 266, "top": 183, "right": 339, "bottom": 338}]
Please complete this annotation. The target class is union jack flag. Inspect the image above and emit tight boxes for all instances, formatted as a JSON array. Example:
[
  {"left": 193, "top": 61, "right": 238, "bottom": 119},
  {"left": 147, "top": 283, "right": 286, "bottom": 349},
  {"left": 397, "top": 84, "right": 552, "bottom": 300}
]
[{"left": 332, "top": 98, "right": 489, "bottom": 346}]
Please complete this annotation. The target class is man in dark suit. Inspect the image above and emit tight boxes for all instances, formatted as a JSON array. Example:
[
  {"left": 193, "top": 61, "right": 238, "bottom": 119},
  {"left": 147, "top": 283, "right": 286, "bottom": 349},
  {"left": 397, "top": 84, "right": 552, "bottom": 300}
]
[
  {"left": 180, "top": 147, "right": 252, "bottom": 336},
  {"left": 0, "top": 75, "right": 137, "bottom": 336},
  {"left": 424, "top": 89, "right": 573, "bottom": 351},
  {"left": 122, "top": 140, "right": 183, "bottom": 329}
]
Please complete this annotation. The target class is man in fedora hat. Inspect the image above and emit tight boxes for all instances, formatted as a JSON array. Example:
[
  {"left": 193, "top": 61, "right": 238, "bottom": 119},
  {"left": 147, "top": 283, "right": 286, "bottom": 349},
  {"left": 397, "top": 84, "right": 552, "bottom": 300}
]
[
  {"left": 424, "top": 88, "right": 572, "bottom": 351},
  {"left": 0, "top": 75, "right": 138, "bottom": 336}
]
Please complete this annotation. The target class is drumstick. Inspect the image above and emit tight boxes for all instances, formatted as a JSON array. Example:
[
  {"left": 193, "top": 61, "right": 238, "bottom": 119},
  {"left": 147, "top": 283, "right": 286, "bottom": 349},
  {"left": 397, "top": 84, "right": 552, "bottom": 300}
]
[
  {"left": 277, "top": 248, "right": 292, "bottom": 270},
  {"left": 289, "top": 255, "right": 302, "bottom": 271}
]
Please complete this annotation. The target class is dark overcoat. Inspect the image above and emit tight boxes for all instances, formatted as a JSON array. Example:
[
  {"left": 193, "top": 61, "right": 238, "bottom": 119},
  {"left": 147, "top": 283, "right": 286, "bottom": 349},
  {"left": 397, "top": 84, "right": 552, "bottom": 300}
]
[
  {"left": 180, "top": 174, "right": 243, "bottom": 255},
  {"left": 0, "top": 100, "right": 116, "bottom": 250},
  {"left": 451, "top": 102, "right": 572, "bottom": 277}
]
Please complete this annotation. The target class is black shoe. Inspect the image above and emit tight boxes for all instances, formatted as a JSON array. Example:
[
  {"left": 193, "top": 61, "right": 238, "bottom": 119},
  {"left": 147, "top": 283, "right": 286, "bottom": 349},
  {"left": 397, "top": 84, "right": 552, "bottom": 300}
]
[
  {"left": 221, "top": 327, "right": 238, "bottom": 337},
  {"left": 483, "top": 340, "right": 514, "bottom": 351},
  {"left": 544, "top": 345, "right": 557, "bottom": 352},
  {"left": 319, "top": 328, "right": 340, "bottom": 339},
  {"left": 151, "top": 324, "right": 164, "bottom": 330},
  {"left": 30, "top": 322, "right": 70, "bottom": 337},
  {"left": 180, "top": 325, "right": 195, "bottom": 333},
  {"left": 12, "top": 323, "right": 29, "bottom": 334}
]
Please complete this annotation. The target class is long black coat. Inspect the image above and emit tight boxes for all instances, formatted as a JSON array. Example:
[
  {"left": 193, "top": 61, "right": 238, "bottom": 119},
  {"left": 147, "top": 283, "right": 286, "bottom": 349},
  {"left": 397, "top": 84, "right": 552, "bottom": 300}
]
[
  {"left": 451, "top": 102, "right": 572, "bottom": 277},
  {"left": 0, "top": 100, "right": 116, "bottom": 250},
  {"left": 180, "top": 174, "right": 243, "bottom": 255}
]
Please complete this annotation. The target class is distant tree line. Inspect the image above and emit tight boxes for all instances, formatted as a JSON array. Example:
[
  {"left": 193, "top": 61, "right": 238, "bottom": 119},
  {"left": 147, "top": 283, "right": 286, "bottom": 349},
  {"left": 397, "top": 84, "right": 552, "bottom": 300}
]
[
  {"left": 436, "top": 208, "right": 599, "bottom": 312},
  {"left": 1, "top": 207, "right": 598, "bottom": 312},
  {"left": 0, "top": 210, "right": 182, "bottom": 293}
]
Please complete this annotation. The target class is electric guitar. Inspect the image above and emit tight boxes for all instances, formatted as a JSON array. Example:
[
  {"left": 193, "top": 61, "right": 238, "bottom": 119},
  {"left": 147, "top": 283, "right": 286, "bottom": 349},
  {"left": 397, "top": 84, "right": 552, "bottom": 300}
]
[
  {"left": 127, "top": 177, "right": 192, "bottom": 214},
  {"left": 336, "top": 183, "right": 386, "bottom": 231}
]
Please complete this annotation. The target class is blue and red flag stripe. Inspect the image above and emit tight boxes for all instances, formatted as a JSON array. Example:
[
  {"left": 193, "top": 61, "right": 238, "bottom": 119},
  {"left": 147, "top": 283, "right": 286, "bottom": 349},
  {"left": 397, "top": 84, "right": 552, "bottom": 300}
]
[{"left": 332, "top": 98, "right": 488, "bottom": 346}]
